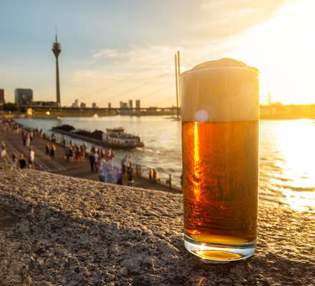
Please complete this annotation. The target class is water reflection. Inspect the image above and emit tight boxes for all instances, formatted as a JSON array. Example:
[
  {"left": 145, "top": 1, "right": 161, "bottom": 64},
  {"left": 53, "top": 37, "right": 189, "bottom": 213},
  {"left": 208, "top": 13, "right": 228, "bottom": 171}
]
[
  {"left": 260, "top": 120, "right": 315, "bottom": 212},
  {"left": 16, "top": 117, "right": 315, "bottom": 212}
]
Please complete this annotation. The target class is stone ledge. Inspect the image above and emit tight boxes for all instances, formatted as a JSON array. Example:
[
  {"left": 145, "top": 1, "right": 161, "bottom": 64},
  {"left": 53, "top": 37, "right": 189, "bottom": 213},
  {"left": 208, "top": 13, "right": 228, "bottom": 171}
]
[{"left": 0, "top": 168, "right": 314, "bottom": 285}]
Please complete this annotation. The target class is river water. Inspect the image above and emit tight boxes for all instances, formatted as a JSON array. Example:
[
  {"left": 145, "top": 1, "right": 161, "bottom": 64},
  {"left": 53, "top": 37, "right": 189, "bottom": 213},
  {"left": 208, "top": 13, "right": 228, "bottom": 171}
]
[{"left": 16, "top": 116, "right": 315, "bottom": 212}]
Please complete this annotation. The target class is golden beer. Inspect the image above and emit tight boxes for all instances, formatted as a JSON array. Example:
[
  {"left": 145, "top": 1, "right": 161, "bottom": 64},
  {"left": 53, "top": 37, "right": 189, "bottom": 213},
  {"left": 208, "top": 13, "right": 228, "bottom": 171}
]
[{"left": 181, "top": 59, "right": 259, "bottom": 262}]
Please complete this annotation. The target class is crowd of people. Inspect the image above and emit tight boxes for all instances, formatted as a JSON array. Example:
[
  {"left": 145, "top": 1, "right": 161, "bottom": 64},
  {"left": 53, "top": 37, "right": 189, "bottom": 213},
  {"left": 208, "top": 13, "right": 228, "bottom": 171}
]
[
  {"left": 60, "top": 141, "right": 135, "bottom": 185},
  {"left": 94, "top": 151, "right": 134, "bottom": 185},
  {"left": 21, "top": 129, "right": 34, "bottom": 148},
  {"left": 0, "top": 120, "right": 37, "bottom": 170},
  {"left": 43, "top": 132, "right": 135, "bottom": 185},
  {"left": 0, "top": 141, "right": 35, "bottom": 169},
  {"left": 64, "top": 142, "right": 87, "bottom": 161},
  {"left": 45, "top": 142, "right": 57, "bottom": 159},
  {"left": 1, "top": 119, "right": 164, "bottom": 188}
]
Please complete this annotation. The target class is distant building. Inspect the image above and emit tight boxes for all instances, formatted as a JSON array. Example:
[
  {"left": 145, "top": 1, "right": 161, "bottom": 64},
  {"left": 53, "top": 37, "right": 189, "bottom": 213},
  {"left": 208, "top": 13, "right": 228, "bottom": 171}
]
[
  {"left": 108, "top": 102, "right": 111, "bottom": 109},
  {"left": 128, "top": 99, "right": 133, "bottom": 109},
  {"left": 0, "top": 89, "right": 5, "bottom": 110},
  {"left": 80, "top": 102, "right": 86, "bottom": 108},
  {"left": 15, "top": 88, "right": 33, "bottom": 107},
  {"left": 72, "top": 99, "right": 79, "bottom": 108},
  {"left": 120, "top": 101, "right": 128, "bottom": 109},
  {"left": 92, "top": 102, "right": 97, "bottom": 108},
  {"left": 135, "top": 99, "right": 141, "bottom": 110}
]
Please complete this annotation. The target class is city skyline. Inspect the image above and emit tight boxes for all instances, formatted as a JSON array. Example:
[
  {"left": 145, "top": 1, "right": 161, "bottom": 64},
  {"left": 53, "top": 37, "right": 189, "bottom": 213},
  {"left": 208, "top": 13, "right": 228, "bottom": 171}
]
[{"left": 1, "top": 0, "right": 315, "bottom": 106}]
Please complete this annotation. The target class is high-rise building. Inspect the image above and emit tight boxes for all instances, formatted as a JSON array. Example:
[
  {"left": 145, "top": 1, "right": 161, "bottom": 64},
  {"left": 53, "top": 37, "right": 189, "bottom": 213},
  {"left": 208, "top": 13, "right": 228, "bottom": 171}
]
[
  {"left": 15, "top": 89, "right": 33, "bottom": 107},
  {"left": 135, "top": 99, "right": 141, "bottom": 110},
  {"left": 0, "top": 89, "right": 5, "bottom": 109},
  {"left": 80, "top": 102, "right": 86, "bottom": 108},
  {"left": 72, "top": 99, "right": 79, "bottom": 108},
  {"left": 92, "top": 102, "right": 97, "bottom": 108},
  {"left": 108, "top": 102, "right": 112, "bottom": 109},
  {"left": 120, "top": 101, "right": 128, "bottom": 109},
  {"left": 129, "top": 99, "right": 133, "bottom": 109}
]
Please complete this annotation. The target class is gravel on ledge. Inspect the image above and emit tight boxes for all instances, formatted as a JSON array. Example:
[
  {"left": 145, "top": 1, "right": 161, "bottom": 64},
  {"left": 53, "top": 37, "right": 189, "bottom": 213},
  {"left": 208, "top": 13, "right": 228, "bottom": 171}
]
[{"left": 0, "top": 167, "right": 314, "bottom": 286}]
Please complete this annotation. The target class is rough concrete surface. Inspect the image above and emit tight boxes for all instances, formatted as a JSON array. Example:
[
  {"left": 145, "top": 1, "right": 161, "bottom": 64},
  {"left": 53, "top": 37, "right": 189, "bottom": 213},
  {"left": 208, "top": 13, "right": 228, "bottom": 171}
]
[{"left": 0, "top": 167, "right": 314, "bottom": 286}]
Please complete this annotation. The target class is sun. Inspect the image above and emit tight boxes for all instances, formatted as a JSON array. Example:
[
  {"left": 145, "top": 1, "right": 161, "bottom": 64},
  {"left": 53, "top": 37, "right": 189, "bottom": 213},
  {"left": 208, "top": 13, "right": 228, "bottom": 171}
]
[{"left": 231, "top": 0, "right": 315, "bottom": 105}]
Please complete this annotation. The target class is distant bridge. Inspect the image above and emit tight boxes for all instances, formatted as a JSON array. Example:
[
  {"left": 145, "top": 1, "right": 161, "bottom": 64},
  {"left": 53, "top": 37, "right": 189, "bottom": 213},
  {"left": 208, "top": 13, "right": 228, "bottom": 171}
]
[
  {"left": 29, "top": 104, "right": 315, "bottom": 119},
  {"left": 30, "top": 106, "right": 180, "bottom": 117}
]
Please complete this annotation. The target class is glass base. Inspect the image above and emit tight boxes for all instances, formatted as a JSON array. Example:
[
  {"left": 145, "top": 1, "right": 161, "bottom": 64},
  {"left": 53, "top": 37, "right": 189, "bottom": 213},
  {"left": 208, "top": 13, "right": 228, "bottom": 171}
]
[{"left": 184, "top": 235, "right": 255, "bottom": 263}]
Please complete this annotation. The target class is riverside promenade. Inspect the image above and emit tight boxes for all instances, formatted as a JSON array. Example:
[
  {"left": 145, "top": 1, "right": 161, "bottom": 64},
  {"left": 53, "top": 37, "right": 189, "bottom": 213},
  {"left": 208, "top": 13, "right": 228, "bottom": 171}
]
[
  {"left": 0, "top": 122, "right": 178, "bottom": 193},
  {"left": 0, "top": 166, "right": 314, "bottom": 285}
]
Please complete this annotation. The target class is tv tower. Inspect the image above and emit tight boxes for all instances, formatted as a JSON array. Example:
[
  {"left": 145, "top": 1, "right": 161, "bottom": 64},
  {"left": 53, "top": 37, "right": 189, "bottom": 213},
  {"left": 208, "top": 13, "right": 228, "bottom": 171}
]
[{"left": 52, "top": 34, "right": 61, "bottom": 107}]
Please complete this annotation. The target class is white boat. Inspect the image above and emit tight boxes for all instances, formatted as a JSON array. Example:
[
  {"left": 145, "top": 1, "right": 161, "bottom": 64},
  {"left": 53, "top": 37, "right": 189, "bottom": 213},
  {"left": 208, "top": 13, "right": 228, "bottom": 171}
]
[{"left": 52, "top": 125, "right": 144, "bottom": 149}]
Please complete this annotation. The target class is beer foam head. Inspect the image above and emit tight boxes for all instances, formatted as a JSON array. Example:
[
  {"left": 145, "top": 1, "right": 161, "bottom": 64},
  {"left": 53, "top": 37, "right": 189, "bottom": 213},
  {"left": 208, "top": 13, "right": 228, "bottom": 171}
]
[{"left": 180, "top": 58, "right": 259, "bottom": 122}]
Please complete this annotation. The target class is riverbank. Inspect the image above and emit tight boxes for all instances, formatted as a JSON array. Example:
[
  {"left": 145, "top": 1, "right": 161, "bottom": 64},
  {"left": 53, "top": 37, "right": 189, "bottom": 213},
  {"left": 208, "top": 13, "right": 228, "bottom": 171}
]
[
  {"left": 0, "top": 166, "right": 314, "bottom": 285},
  {"left": 0, "top": 121, "right": 179, "bottom": 193}
]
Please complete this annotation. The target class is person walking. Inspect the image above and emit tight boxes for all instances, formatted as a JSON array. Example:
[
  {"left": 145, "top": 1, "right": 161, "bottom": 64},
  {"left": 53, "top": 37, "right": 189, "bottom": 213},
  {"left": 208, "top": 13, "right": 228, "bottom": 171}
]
[
  {"left": 89, "top": 147, "right": 96, "bottom": 172},
  {"left": 45, "top": 143, "right": 50, "bottom": 155},
  {"left": 127, "top": 163, "right": 134, "bottom": 186},
  {"left": 0, "top": 143, "right": 7, "bottom": 161},
  {"left": 64, "top": 145, "right": 70, "bottom": 161},
  {"left": 94, "top": 149, "right": 99, "bottom": 172},
  {"left": 11, "top": 153, "right": 17, "bottom": 169},
  {"left": 0, "top": 143, "right": 8, "bottom": 169},
  {"left": 98, "top": 156, "right": 107, "bottom": 182},
  {"left": 30, "top": 131, "right": 34, "bottom": 142},
  {"left": 25, "top": 133, "right": 31, "bottom": 148},
  {"left": 22, "top": 131, "right": 26, "bottom": 146},
  {"left": 107, "top": 149, "right": 114, "bottom": 160},
  {"left": 28, "top": 147, "right": 35, "bottom": 168},
  {"left": 121, "top": 154, "right": 129, "bottom": 174},
  {"left": 49, "top": 144, "right": 56, "bottom": 159}
]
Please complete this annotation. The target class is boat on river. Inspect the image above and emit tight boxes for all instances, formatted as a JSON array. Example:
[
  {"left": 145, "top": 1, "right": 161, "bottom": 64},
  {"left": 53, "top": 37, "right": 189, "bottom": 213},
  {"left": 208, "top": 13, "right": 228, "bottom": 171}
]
[{"left": 51, "top": 124, "right": 144, "bottom": 149}]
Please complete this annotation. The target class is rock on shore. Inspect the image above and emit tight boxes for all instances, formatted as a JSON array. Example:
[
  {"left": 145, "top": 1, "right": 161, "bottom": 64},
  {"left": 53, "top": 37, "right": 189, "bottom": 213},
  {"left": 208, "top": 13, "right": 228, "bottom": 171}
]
[{"left": 0, "top": 167, "right": 314, "bottom": 285}]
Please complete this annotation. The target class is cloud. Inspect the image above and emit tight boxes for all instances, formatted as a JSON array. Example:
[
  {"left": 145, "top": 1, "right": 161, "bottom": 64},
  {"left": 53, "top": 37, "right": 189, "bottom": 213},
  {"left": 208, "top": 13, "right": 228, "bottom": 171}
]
[
  {"left": 93, "top": 49, "right": 123, "bottom": 60},
  {"left": 69, "top": 45, "right": 179, "bottom": 107},
  {"left": 183, "top": 0, "right": 287, "bottom": 42},
  {"left": 67, "top": 39, "right": 239, "bottom": 107},
  {"left": 65, "top": 0, "right": 290, "bottom": 107}
]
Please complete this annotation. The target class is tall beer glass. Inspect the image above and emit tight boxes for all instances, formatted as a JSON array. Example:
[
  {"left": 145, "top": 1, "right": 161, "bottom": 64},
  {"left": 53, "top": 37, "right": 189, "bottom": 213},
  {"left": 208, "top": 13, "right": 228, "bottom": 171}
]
[{"left": 181, "top": 58, "right": 259, "bottom": 262}]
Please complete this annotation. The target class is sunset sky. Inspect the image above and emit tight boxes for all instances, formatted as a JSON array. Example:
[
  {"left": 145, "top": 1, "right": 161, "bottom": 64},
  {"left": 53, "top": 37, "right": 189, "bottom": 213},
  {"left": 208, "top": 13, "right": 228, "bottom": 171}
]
[{"left": 0, "top": 0, "right": 314, "bottom": 107}]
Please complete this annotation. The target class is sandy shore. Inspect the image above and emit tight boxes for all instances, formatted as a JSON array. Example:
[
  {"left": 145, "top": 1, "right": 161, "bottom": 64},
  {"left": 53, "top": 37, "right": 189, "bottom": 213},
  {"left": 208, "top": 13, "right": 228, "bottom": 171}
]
[{"left": 0, "top": 166, "right": 314, "bottom": 285}]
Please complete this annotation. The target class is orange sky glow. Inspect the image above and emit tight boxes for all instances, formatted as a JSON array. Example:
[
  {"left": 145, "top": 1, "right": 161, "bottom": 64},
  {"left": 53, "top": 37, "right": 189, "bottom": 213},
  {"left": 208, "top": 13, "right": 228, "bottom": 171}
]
[
  {"left": 71, "top": 0, "right": 315, "bottom": 106},
  {"left": 1, "top": 0, "right": 314, "bottom": 106}
]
